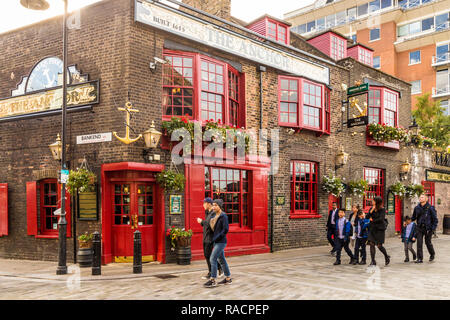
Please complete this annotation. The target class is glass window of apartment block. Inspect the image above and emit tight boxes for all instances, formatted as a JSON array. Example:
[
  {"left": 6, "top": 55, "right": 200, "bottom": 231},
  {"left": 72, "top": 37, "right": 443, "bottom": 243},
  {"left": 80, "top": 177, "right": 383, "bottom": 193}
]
[
  {"left": 373, "top": 56, "right": 381, "bottom": 68},
  {"left": 370, "top": 28, "right": 380, "bottom": 41},
  {"left": 316, "top": 17, "right": 325, "bottom": 31},
  {"left": 409, "top": 21, "right": 421, "bottom": 34},
  {"left": 441, "top": 100, "right": 449, "bottom": 116},
  {"left": 347, "top": 7, "right": 357, "bottom": 21},
  {"left": 398, "top": 0, "right": 408, "bottom": 9},
  {"left": 358, "top": 3, "right": 368, "bottom": 16},
  {"left": 409, "top": 0, "right": 421, "bottom": 8},
  {"left": 422, "top": 17, "right": 434, "bottom": 31},
  {"left": 381, "top": 0, "right": 392, "bottom": 9},
  {"left": 336, "top": 11, "right": 346, "bottom": 25},
  {"left": 435, "top": 13, "right": 449, "bottom": 31},
  {"left": 398, "top": 24, "right": 408, "bottom": 37},
  {"left": 437, "top": 44, "right": 449, "bottom": 63},
  {"left": 411, "top": 80, "right": 422, "bottom": 94},
  {"left": 326, "top": 14, "right": 336, "bottom": 28},
  {"left": 297, "top": 24, "right": 307, "bottom": 34},
  {"left": 409, "top": 50, "right": 421, "bottom": 64},
  {"left": 369, "top": 0, "right": 381, "bottom": 13},
  {"left": 307, "top": 20, "right": 316, "bottom": 32},
  {"left": 350, "top": 34, "right": 357, "bottom": 43},
  {"left": 436, "top": 69, "right": 449, "bottom": 94}
]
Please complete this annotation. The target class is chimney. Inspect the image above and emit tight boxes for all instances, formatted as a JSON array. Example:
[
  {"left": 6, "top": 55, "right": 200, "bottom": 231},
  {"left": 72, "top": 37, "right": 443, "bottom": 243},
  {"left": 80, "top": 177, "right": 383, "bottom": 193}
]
[{"left": 183, "top": 0, "right": 231, "bottom": 21}]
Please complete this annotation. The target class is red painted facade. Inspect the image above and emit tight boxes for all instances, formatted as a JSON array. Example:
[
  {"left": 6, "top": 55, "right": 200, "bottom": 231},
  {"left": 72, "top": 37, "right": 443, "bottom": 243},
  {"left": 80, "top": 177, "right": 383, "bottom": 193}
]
[
  {"left": 307, "top": 32, "right": 348, "bottom": 61},
  {"left": 247, "top": 16, "right": 291, "bottom": 45},
  {"left": 0, "top": 184, "right": 7, "bottom": 237}
]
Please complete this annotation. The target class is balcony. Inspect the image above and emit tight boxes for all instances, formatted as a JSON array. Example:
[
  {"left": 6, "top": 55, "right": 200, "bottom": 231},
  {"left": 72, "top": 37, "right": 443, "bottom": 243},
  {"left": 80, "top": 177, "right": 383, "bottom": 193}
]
[
  {"left": 432, "top": 53, "right": 450, "bottom": 67},
  {"left": 432, "top": 85, "right": 450, "bottom": 98}
]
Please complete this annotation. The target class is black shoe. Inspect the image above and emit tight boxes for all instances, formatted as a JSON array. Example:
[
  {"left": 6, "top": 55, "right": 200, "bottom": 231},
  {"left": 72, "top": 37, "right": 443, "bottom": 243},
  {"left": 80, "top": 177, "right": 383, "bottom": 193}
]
[
  {"left": 385, "top": 255, "right": 390, "bottom": 266},
  {"left": 404, "top": 258, "right": 409, "bottom": 263},
  {"left": 369, "top": 261, "right": 376, "bottom": 266},
  {"left": 334, "top": 260, "right": 341, "bottom": 265},
  {"left": 204, "top": 279, "right": 217, "bottom": 288},
  {"left": 359, "top": 260, "right": 366, "bottom": 265},
  {"left": 429, "top": 255, "right": 435, "bottom": 262},
  {"left": 415, "top": 259, "right": 423, "bottom": 264},
  {"left": 412, "top": 254, "right": 417, "bottom": 261},
  {"left": 218, "top": 278, "right": 232, "bottom": 285},
  {"left": 351, "top": 259, "right": 358, "bottom": 265}
]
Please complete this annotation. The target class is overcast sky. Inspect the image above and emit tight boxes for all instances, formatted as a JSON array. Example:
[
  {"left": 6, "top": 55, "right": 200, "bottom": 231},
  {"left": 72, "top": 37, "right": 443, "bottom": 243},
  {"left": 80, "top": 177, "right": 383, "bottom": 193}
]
[{"left": 0, "top": 0, "right": 314, "bottom": 34}]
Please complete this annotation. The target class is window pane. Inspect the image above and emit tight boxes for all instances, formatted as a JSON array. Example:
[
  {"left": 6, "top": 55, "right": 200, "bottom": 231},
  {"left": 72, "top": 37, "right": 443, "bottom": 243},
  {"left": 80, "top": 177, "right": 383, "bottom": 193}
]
[
  {"left": 336, "top": 11, "right": 346, "bottom": 25},
  {"left": 347, "top": 7, "right": 357, "bottom": 21},
  {"left": 369, "top": 0, "right": 380, "bottom": 13},
  {"left": 435, "top": 13, "right": 449, "bottom": 31},
  {"left": 316, "top": 18, "right": 325, "bottom": 31},
  {"left": 373, "top": 56, "right": 380, "bottom": 68},
  {"left": 326, "top": 14, "right": 335, "bottom": 28},
  {"left": 398, "top": 24, "right": 408, "bottom": 37},
  {"left": 409, "top": 50, "right": 421, "bottom": 64},
  {"left": 307, "top": 21, "right": 316, "bottom": 32},
  {"left": 409, "top": 21, "right": 421, "bottom": 34},
  {"left": 357, "top": 3, "right": 368, "bottom": 16},
  {"left": 381, "top": 0, "right": 392, "bottom": 9},
  {"left": 422, "top": 17, "right": 434, "bottom": 31},
  {"left": 370, "top": 28, "right": 380, "bottom": 40}
]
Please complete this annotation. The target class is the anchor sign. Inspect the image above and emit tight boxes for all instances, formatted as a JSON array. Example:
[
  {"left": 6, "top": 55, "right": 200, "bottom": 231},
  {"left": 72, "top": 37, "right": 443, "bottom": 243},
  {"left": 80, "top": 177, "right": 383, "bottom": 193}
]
[{"left": 113, "top": 101, "right": 143, "bottom": 145}]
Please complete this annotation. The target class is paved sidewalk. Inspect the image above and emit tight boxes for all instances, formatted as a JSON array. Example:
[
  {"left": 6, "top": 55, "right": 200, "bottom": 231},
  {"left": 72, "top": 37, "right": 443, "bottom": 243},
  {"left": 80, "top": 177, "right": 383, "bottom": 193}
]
[{"left": 1, "top": 234, "right": 449, "bottom": 299}]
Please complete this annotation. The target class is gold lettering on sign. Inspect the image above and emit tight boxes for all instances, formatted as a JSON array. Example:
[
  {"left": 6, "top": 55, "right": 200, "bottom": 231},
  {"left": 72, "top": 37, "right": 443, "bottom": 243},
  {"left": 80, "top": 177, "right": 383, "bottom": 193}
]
[
  {"left": 0, "top": 83, "right": 97, "bottom": 119},
  {"left": 427, "top": 171, "right": 450, "bottom": 183}
]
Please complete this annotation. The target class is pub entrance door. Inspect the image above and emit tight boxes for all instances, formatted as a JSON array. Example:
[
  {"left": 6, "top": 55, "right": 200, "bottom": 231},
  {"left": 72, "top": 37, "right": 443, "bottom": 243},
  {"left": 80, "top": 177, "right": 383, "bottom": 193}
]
[{"left": 111, "top": 181, "right": 156, "bottom": 262}]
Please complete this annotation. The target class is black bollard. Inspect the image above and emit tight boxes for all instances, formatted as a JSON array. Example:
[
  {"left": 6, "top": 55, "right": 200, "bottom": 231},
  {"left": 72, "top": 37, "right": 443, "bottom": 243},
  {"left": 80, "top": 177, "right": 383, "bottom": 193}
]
[
  {"left": 133, "top": 230, "right": 142, "bottom": 274},
  {"left": 92, "top": 231, "right": 101, "bottom": 276}
]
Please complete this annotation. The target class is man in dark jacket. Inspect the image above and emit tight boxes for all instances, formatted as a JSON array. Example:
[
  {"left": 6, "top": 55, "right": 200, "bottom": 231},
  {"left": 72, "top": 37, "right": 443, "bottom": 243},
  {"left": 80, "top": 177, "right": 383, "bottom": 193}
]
[
  {"left": 197, "top": 198, "right": 221, "bottom": 279},
  {"left": 327, "top": 202, "right": 339, "bottom": 255},
  {"left": 412, "top": 194, "right": 438, "bottom": 263}
]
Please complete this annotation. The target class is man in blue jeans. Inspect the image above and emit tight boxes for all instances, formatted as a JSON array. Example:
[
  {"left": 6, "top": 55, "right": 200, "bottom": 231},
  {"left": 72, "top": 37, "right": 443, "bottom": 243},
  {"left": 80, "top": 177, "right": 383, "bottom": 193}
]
[{"left": 204, "top": 199, "right": 232, "bottom": 288}]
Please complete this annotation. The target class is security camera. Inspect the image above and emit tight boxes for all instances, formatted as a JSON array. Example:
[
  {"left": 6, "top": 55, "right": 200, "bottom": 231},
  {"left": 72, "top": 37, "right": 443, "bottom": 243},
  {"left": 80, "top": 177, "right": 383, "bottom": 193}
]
[
  {"left": 287, "top": 128, "right": 295, "bottom": 136},
  {"left": 149, "top": 57, "right": 168, "bottom": 71},
  {"left": 154, "top": 57, "right": 168, "bottom": 64}
]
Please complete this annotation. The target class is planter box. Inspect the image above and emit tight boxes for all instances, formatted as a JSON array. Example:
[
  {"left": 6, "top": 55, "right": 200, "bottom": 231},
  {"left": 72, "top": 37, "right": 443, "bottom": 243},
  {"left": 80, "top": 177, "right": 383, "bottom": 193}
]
[{"left": 366, "top": 129, "right": 400, "bottom": 150}]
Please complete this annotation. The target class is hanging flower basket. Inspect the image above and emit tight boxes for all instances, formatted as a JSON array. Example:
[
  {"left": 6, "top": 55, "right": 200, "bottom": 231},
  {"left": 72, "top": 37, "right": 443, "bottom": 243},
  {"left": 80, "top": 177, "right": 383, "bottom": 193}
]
[
  {"left": 405, "top": 184, "right": 425, "bottom": 198},
  {"left": 347, "top": 179, "right": 368, "bottom": 197},
  {"left": 156, "top": 169, "right": 186, "bottom": 193},
  {"left": 66, "top": 168, "right": 96, "bottom": 195},
  {"left": 389, "top": 182, "right": 407, "bottom": 198},
  {"left": 322, "top": 172, "right": 345, "bottom": 197}
]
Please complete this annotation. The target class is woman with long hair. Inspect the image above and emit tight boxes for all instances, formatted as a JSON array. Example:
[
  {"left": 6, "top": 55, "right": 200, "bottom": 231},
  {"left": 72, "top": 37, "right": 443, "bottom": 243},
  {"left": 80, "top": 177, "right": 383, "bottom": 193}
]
[
  {"left": 366, "top": 196, "right": 390, "bottom": 266},
  {"left": 349, "top": 204, "right": 362, "bottom": 248}
]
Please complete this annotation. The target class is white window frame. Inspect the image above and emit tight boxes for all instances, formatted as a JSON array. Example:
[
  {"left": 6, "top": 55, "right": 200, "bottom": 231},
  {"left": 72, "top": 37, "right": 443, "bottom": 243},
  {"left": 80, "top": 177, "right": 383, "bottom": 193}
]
[
  {"left": 409, "top": 50, "right": 421, "bottom": 65},
  {"left": 411, "top": 80, "right": 422, "bottom": 94},
  {"left": 373, "top": 56, "right": 381, "bottom": 69},
  {"left": 369, "top": 28, "right": 381, "bottom": 42}
]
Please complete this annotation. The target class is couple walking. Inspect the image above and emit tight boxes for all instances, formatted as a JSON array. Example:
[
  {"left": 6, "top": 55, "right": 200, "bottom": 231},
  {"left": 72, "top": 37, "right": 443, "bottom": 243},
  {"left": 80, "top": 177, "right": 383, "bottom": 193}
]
[{"left": 197, "top": 198, "right": 232, "bottom": 288}]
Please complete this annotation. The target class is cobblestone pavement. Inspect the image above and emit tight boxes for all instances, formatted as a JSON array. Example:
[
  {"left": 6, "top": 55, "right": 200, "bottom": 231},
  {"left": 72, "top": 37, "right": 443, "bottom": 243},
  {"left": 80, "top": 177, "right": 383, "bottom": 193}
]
[{"left": 1, "top": 235, "right": 450, "bottom": 300}]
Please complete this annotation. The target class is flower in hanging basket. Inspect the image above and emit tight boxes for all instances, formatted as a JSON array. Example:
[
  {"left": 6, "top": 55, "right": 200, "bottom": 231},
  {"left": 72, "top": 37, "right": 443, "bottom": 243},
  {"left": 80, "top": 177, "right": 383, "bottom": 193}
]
[
  {"left": 322, "top": 172, "right": 345, "bottom": 197},
  {"left": 389, "top": 182, "right": 407, "bottom": 198},
  {"left": 66, "top": 168, "right": 96, "bottom": 195},
  {"left": 156, "top": 169, "right": 186, "bottom": 192},
  {"left": 347, "top": 179, "right": 368, "bottom": 197}
]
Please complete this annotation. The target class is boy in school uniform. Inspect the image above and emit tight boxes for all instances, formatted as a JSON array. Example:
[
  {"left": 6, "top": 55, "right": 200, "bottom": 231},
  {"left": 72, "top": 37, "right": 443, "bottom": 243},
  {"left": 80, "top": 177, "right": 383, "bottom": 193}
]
[
  {"left": 333, "top": 209, "right": 356, "bottom": 265},
  {"left": 353, "top": 211, "right": 370, "bottom": 265},
  {"left": 402, "top": 216, "right": 417, "bottom": 262}
]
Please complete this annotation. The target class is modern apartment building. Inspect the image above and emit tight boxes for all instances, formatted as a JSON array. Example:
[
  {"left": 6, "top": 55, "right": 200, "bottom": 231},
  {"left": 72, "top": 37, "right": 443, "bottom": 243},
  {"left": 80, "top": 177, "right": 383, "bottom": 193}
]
[{"left": 285, "top": 0, "right": 450, "bottom": 115}]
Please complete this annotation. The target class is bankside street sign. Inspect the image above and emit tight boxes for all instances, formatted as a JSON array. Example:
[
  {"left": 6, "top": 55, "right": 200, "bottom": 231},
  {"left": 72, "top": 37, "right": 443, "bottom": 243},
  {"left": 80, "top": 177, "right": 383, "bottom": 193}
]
[{"left": 347, "top": 83, "right": 369, "bottom": 96}]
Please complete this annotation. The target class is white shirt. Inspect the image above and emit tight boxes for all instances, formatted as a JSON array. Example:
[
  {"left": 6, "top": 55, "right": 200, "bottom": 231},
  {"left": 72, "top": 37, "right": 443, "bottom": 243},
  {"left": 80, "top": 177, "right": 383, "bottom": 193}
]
[{"left": 331, "top": 209, "right": 338, "bottom": 225}]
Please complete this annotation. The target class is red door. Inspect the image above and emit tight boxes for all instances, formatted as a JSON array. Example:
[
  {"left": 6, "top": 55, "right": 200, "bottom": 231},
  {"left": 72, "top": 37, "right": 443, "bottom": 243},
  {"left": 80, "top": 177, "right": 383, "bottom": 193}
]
[
  {"left": 111, "top": 182, "right": 156, "bottom": 262},
  {"left": 395, "top": 196, "right": 403, "bottom": 233}
]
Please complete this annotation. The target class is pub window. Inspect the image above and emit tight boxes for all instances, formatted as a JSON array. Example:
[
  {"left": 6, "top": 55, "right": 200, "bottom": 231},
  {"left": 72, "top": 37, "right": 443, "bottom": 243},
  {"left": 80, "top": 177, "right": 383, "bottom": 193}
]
[
  {"left": 331, "top": 36, "right": 346, "bottom": 60},
  {"left": 363, "top": 167, "right": 385, "bottom": 211},
  {"left": 39, "top": 179, "right": 60, "bottom": 235},
  {"left": 278, "top": 76, "right": 331, "bottom": 135},
  {"left": 422, "top": 181, "right": 435, "bottom": 206},
  {"left": 266, "top": 19, "right": 289, "bottom": 44},
  {"left": 368, "top": 87, "right": 399, "bottom": 127},
  {"left": 163, "top": 51, "right": 245, "bottom": 127},
  {"left": 205, "top": 167, "right": 250, "bottom": 228},
  {"left": 290, "top": 161, "right": 318, "bottom": 218}
]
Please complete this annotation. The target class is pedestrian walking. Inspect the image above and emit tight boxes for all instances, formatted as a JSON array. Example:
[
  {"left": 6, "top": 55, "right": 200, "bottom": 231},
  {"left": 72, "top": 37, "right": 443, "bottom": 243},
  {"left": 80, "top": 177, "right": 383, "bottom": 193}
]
[
  {"left": 366, "top": 196, "right": 390, "bottom": 267},
  {"left": 401, "top": 216, "right": 417, "bottom": 263},
  {"left": 333, "top": 209, "right": 356, "bottom": 265},
  {"left": 197, "top": 197, "right": 222, "bottom": 279},
  {"left": 411, "top": 194, "right": 438, "bottom": 263},
  {"left": 327, "top": 202, "right": 339, "bottom": 255},
  {"left": 348, "top": 204, "right": 361, "bottom": 248},
  {"left": 353, "top": 210, "right": 370, "bottom": 265},
  {"left": 204, "top": 199, "right": 232, "bottom": 288}
]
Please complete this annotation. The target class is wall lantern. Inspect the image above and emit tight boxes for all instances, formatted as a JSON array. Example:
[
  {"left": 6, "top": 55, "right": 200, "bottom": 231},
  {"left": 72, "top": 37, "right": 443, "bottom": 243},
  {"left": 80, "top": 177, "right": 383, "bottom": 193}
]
[
  {"left": 335, "top": 146, "right": 349, "bottom": 170},
  {"left": 143, "top": 121, "right": 162, "bottom": 149},
  {"left": 49, "top": 133, "right": 62, "bottom": 161},
  {"left": 399, "top": 159, "right": 411, "bottom": 180}
]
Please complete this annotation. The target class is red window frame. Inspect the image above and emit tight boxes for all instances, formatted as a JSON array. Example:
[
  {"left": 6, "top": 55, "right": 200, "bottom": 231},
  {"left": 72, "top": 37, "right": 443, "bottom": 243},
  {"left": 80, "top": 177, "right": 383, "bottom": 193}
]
[
  {"left": 421, "top": 181, "right": 435, "bottom": 206},
  {"left": 358, "top": 47, "right": 373, "bottom": 65},
  {"left": 266, "top": 18, "right": 289, "bottom": 45},
  {"left": 290, "top": 161, "right": 319, "bottom": 218},
  {"left": 162, "top": 50, "right": 245, "bottom": 128},
  {"left": 363, "top": 167, "right": 385, "bottom": 211},
  {"left": 278, "top": 75, "right": 331, "bottom": 135},
  {"left": 204, "top": 167, "right": 250, "bottom": 228},
  {"left": 368, "top": 86, "right": 399, "bottom": 126},
  {"left": 39, "top": 179, "right": 62, "bottom": 236},
  {"left": 331, "top": 36, "right": 346, "bottom": 60}
]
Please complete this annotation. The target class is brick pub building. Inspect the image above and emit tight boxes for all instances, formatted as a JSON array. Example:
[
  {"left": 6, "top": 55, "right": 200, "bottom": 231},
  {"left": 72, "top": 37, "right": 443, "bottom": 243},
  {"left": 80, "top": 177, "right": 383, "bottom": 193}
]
[{"left": 0, "top": 0, "right": 415, "bottom": 263}]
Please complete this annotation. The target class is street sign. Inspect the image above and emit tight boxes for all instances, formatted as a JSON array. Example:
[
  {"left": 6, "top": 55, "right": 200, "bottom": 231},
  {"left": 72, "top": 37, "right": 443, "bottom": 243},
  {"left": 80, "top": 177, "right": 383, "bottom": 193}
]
[
  {"left": 76, "top": 132, "right": 112, "bottom": 145},
  {"left": 347, "top": 83, "right": 369, "bottom": 96},
  {"left": 60, "top": 169, "right": 69, "bottom": 184}
]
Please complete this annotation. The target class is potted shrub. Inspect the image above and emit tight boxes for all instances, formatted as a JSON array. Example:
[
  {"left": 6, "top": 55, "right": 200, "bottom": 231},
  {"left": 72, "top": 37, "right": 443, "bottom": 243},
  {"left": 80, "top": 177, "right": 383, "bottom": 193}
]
[
  {"left": 77, "top": 232, "right": 93, "bottom": 268},
  {"left": 167, "top": 226, "right": 193, "bottom": 265}
]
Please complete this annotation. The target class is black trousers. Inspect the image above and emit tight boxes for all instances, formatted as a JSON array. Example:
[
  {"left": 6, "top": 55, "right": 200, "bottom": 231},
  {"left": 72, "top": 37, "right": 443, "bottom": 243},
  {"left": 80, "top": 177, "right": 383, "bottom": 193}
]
[
  {"left": 203, "top": 241, "right": 221, "bottom": 275},
  {"left": 416, "top": 228, "right": 435, "bottom": 260},
  {"left": 335, "top": 238, "right": 354, "bottom": 262},
  {"left": 327, "top": 226, "right": 336, "bottom": 251},
  {"left": 354, "top": 238, "right": 367, "bottom": 262}
]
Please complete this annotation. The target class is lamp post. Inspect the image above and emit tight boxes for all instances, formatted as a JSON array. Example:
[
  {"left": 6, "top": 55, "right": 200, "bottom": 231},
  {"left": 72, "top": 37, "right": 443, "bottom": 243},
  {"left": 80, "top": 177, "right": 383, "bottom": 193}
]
[{"left": 21, "top": 0, "right": 69, "bottom": 275}]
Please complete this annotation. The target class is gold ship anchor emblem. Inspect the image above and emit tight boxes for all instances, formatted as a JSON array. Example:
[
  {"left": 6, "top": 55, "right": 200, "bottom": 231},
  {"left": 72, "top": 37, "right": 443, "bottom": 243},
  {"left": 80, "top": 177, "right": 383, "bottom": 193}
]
[{"left": 113, "top": 101, "right": 143, "bottom": 145}]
